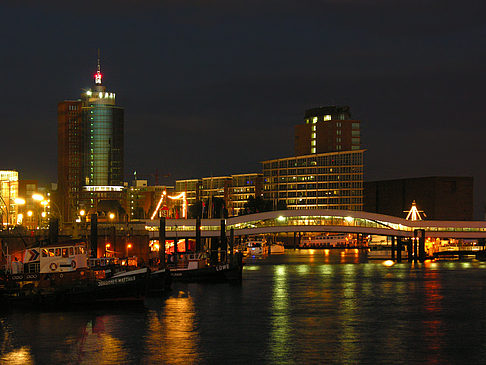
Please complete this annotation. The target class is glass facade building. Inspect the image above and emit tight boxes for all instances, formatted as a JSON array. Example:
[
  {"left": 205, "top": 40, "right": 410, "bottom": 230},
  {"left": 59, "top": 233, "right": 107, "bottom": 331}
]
[
  {"left": 262, "top": 150, "right": 364, "bottom": 211},
  {"left": 58, "top": 65, "right": 124, "bottom": 222},
  {"left": 82, "top": 92, "right": 124, "bottom": 187}
]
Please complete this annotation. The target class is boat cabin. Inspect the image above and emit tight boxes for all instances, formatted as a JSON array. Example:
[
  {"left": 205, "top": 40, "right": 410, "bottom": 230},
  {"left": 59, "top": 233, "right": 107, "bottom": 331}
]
[
  {"left": 168, "top": 252, "right": 208, "bottom": 270},
  {"left": 6, "top": 242, "right": 89, "bottom": 275}
]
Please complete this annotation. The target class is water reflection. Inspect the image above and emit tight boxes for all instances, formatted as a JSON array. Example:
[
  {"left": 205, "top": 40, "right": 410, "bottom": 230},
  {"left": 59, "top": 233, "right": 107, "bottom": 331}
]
[
  {"left": 337, "top": 265, "right": 360, "bottom": 363},
  {"left": 1, "top": 251, "right": 486, "bottom": 364},
  {"left": 267, "top": 265, "right": 291, "bottom": 363},
  {"left": 144, "top": 292, "right": 200, "bottom": 364},
  {"left": 78, "top": 317, "right": 128, "bottom": 364},
  {"left": 0, "top": 346, "right": 33, "bottom": 365},
  {"left": 422, "top": 270, "right": 444, "bottom": 365}
]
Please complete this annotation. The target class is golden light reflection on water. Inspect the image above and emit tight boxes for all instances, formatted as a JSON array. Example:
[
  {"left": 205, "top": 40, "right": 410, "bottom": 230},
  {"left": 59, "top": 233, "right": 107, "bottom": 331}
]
[
  {"left": 320, "top": 264, "right": 333, "bottom": 276},
  {"left": 423, "top": 271, "right": 444, "bottom": 364},
  {"left": 268, "top": 265, "right": 290, "bottom": 363},
  {"left": 0, "top": 346, "right": 33, "bottom": 365},
  {"left": 337, "top": 275, "right": 359, "bottom": 362},
  {"left": 145, "top": 293, "right": 199, "bottom": 364},
  {"left": 77, "top": 316, "right": 129, "bottom": 364},
  {"left": 297, "top": 264, "right": 309, "bottom": 274},
  {"left": 245, "top": 265, "right": 260, "bottom": 271}
]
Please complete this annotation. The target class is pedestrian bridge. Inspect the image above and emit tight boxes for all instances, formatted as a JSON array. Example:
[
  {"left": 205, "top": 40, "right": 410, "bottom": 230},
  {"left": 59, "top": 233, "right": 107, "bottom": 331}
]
[{"left": 139, "top": 209, "right": 486, "bottom": 239}]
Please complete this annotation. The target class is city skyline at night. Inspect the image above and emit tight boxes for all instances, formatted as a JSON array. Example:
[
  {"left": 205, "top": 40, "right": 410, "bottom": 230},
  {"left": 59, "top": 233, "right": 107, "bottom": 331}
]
[{"left": 1, "top": 1, "right": 485, "bottom": 217}]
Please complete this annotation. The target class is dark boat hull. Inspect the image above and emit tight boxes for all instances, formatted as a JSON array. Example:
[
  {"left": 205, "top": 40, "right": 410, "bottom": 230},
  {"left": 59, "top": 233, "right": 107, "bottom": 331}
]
[
  {"left": 148, "top": 268, "right": 172, "bottom": 295},
  {"left": 2, "top": 268, "right": 151, "bottom": 307},
  {"left": 170, "top": 261, "right": 243, "bottom": 282}
]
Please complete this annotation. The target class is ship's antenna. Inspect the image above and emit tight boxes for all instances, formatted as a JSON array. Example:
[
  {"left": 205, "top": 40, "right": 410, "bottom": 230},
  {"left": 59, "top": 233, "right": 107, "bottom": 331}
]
[{"left": 97, "top": 48, "right": 101, "bottom": 73}]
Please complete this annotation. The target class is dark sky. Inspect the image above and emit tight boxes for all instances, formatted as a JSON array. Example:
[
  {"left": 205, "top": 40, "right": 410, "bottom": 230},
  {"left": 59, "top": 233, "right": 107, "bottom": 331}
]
[{"left": 1, "top": 1, "right": 486, "bottom": 218}]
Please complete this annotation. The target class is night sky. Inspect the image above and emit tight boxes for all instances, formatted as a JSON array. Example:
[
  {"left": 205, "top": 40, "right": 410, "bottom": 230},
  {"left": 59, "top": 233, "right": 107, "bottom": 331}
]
[{"left": 2, "top": 1, "right": 486, "bottom": 218}]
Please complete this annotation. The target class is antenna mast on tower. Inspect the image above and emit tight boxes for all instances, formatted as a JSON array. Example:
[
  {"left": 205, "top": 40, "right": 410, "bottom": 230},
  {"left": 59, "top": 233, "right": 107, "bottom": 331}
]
[{"left": 95, "top": 48, "right": 102, "bottom": 85}]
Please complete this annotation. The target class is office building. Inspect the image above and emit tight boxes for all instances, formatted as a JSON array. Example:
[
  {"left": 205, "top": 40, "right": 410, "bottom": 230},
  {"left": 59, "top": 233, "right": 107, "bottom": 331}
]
[
  {"left": 229, "top": 173, "right": 263, "bottom": 216},
  {"left": 128, "top": 180, "right": 175, "bottom": 219},
  {"left": 262, "top": 150, "right": 364, "bottom": 211},
  {"left": 0, "top": 170, "right": 19, "bottom": 227},
  {"left": 364, "top": 177, "right": 474, "bottom": 220},
  {"left": 175, "top": 179, "right": 201, "bottom": 206},
  {"left": 58, "top": 57, "right": 125, "bottom": 223},
  {"left": 175, "top": 174, "right": 263, "bottom": 217},
  {"left": 294, "top": 106, "right": 360, "bottom": 155}
]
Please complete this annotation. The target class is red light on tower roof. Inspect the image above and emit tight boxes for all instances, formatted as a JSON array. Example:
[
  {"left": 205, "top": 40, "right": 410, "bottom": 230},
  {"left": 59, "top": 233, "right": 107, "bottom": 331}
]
[
  {"left": 95, "top": 49, "right": 102, "bottom": 85},
  {"left": 95, "top": 71, "right": 102, "bottom": 85}
]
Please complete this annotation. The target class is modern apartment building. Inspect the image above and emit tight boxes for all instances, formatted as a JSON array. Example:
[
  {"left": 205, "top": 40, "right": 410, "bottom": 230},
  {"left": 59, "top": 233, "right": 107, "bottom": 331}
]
[
  {"left": 262, "top": 150, "right": 364, "bottom": 211},
  {"left": 295, "top": 106, "right": 360, "bottom": 155}
]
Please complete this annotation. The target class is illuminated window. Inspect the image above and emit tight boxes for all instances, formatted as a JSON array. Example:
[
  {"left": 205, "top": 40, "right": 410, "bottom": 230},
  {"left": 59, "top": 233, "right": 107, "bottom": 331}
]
[
  {"left": 311, "top": 147, "right": 316, "bottom": 153},
  {"left": 312, "top": 117, "right": 318, "bottom": 123},
  {"left": 311, "top": 140, "right": 316, "bottom": 146},
  {"left": 312, "top": 125, "right": 316, "bottom": 132},
  {"left": 311, "top": 133, "right": 316, "bottom": 139},
  {"left": 324, "top": 115, "right": 332, "bottom": 121},
  {"left": 336, "top": 130, "right": 341, "bottom": 135}
]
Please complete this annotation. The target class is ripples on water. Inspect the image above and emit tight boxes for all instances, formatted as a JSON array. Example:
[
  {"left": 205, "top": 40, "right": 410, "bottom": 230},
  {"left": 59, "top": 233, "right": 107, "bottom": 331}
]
[{"left": 2, "top": 250, "right": 486, "bottom": 364}]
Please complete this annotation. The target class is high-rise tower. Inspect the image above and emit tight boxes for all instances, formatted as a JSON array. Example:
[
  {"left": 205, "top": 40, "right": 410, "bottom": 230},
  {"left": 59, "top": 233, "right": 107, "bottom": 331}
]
[
  {"left": 294, "top": 106, "right": 360, "bottom": 155},
  {"left": 58, "top": 55, "right": 124, "bottom": 223}
]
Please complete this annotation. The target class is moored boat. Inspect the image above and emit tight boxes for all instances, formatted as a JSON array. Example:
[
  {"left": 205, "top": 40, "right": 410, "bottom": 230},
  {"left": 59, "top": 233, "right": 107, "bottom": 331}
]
[
  {"left": 1, "top": 240, "right": 168, "bottom": 306},
  {"left": 300, "top": 234, "right": 356, "bottom": 248},
  {"left": 167, "top": 252, "right": 243, "bottom": 282},
  {"left": 244, "top": 237, "right": 268, "bottom": 256},
  {"left": 269, "top": 242, "right": 285, "bottom": 254}
]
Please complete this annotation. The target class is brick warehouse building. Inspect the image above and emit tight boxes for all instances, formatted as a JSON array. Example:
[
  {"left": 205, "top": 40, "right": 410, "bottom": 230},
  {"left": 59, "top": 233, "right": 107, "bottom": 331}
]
[{"left": 364, "top": 176, "right": 473, "bottom": 220}]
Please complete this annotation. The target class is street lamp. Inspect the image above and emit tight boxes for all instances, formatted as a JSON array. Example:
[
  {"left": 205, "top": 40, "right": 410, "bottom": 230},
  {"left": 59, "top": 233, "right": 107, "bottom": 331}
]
[
  {"left": 126, "top": 243, "right": 132, "bottom": 258},
  {"left": 14, "top": 198, "right": 26, "bottom": 205},
  {"left": 109, "top": 212, "right": 115, "bottom": 220},
  {"left": 32, "top": 194, "right": 44, "bottom": 202}
]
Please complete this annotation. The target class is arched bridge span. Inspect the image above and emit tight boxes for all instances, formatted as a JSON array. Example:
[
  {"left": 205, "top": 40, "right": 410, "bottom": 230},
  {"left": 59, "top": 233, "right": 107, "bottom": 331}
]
[{"left": 139, "top": 209, "right": 486, "bottom": 239}]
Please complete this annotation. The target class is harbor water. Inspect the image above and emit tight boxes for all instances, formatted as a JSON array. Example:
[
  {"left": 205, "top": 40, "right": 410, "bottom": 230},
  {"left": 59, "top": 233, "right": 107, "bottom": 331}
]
[{"left": 2, "top": 249, "right": 486, "bottom": 364}]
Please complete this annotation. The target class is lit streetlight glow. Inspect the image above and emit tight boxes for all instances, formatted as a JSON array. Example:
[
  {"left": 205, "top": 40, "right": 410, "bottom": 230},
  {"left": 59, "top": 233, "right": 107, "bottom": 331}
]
[{"left": 32, "top": 194, "right": 44, "bottom": 201}]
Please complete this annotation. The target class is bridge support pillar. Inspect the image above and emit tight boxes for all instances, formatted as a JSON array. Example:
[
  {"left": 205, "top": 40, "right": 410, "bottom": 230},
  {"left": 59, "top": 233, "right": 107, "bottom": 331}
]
[
  {"left": 397, "top": 238, "right": 402, "bottom": 263},
  {"left": 220, "top": 219, "right": 227, "bottom": 258},
  {"left": 391, "top": 236, "right": 396, "bottom": 261},
  {"left": 195, "top": 217, "right": 201, "bottom": 252},
  {"left": 293, "top": 232, "right": 297, "bottom": 250},
  {"left": 414, "top": 229, "right": 426, "bottom": 262},
  {"left": 159, "top": 217, "right": 166, "bottom": 269},
  {"left": 407, "top": 238, "right": 413, "bottom": 262},
  {"left": 229, "top": 228, "right": 234, "bottom": 257},
  {"left": 413, "top": 238, "right": 418, "bottom": 262}
]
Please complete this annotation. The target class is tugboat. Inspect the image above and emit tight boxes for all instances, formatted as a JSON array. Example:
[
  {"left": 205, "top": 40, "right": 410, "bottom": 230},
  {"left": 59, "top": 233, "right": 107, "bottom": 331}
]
[{"left": 1, "top": 240, "right": 153, "bottom": 306}]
